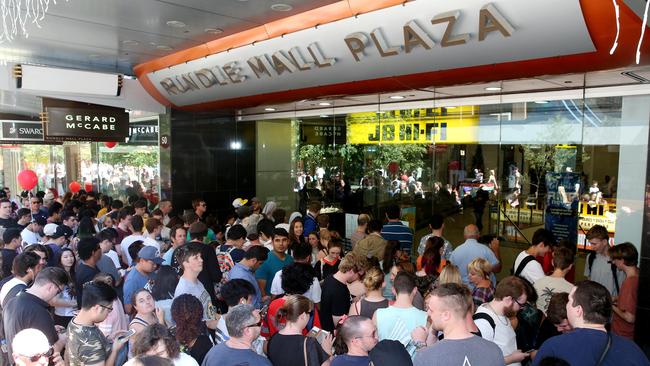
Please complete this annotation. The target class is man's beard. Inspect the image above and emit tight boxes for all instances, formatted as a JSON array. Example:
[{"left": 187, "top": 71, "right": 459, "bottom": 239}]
[{"left": 504, "top": 304, "right": 518, "bottom": 318}]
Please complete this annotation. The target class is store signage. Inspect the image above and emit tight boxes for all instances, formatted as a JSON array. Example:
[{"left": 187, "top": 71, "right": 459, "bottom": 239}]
[
  {"left": 346, "top": 107, "right": 479, "bottom": 144},
  {"left": 126, "top": 120, "right": 159, "bottom": 146},
  {"left": 144, "top": 0, "right": 594, "bottom": 107},
  {"left": 43, "top": 103, "right": 129, "bottom": 142},
  {"left": 300, "top": 123, "right": 346, "bottom": 145},
  {"left": 0, "top": 120, "right": 53, "bottom": 144}
]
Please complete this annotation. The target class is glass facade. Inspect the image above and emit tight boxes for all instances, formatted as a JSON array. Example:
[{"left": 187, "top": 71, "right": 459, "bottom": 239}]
[{"left": 250, "top": 92, "right": 650, "bottom": 275}]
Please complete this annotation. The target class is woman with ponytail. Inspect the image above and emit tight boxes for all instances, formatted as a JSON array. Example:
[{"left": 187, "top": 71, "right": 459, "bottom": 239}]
[{"left": 267, "top": 295, "right": 333, "bottom": 366}]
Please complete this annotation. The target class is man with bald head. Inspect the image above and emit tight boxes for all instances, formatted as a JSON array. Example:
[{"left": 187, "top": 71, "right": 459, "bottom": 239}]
[{"left": 449, "top": 224, "right": 501, "bottom": 288}]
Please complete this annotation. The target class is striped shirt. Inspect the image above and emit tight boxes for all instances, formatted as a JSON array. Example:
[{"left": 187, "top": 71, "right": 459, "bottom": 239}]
[{"left": 381, "top": 221, "right": 413, "bottom": 253}]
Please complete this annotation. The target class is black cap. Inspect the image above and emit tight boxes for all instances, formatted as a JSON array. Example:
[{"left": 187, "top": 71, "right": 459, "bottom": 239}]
[{"left": 51, "top": 225, "right": 73, "bottom": 239}]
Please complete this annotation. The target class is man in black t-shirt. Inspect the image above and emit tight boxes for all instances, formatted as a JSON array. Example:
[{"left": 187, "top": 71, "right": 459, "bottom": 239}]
[
  {"left": 0, "top": 199, "right": 16, "bottom": 234},
  {"left": 3, "top": 267, "right": 70, "bottom": 357},
  {"left": 320, "top": 252, "right": 366, "bottom": 331},
  {"left": 1, "top": 229, "right": 22, "bottom": 279},
  {"left": 75, "top": 238, "right": 102, "bottom": 308}
]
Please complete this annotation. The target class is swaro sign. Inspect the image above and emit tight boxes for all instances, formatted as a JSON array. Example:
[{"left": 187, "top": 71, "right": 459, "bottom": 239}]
[
  {"left": 146, "top": 0, "right": 595, "bottom": 107},
  {"left": 45, "top": 107, "right": 129, "bottom": 142}
]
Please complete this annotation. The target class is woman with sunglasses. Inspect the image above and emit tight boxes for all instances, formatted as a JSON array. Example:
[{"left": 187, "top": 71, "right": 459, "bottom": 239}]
[{"left": 268, "top": 294, "right": 332, "bottom": 366}]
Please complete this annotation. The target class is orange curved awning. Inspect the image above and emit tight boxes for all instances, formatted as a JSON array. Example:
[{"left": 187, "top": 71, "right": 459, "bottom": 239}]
[{"left": 135, "top": 0, "right": 650, "bottom": 111}]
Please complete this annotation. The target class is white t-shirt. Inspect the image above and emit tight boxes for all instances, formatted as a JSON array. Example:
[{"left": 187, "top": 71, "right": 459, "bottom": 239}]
[
  {"left": 513, "top": 251, "right": 545, "bottom": 284},
  {"left": 269, "top": 269, "right": 321, "bottom": 303},
  {"left": 533, "top": 276, "right": 574, "bottom": 314},
  {"left": 475, "top": 304, "right": 520, "bottom": 366},
  {"left": 0, "top": 277, "right": 26, "bottom": 305},
  {"left": 20, "top": 227, "right": 41, "bottom": 246},
  {"left": 120, "top": 234, "right": 146, "bottom": 265},
  {"left": 142, "top": 237, "right": 161, "bottom": 252}
]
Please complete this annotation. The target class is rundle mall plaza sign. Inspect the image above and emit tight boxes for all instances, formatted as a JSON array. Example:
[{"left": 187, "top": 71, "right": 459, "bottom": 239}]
[{"left": 145, "top": 0, "right": 595, "bottom": 107}]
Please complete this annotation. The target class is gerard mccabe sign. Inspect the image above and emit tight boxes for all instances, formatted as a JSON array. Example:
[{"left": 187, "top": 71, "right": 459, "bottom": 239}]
[
  {"left": 144, "top": 0, "right": 595, "bottom": 107},
  {"left": 44, "top": 106, "right": 129, "bottom": 142}
]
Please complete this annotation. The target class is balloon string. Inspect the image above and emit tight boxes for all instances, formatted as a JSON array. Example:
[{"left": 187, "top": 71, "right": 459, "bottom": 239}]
[
  {"left": 636, "top": 0, "right": 650, "bottom": 64},
  {"left": 610, "top": 0, "right": 620, "bottom": 55}
]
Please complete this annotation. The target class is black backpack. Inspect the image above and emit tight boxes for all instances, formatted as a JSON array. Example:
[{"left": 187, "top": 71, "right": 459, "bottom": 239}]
[
  {"left": 588, "top": 252, "right": 620, "bottom": 293},
  {"left": 472, "top": 312, "right": 496, "bottom": 338}
]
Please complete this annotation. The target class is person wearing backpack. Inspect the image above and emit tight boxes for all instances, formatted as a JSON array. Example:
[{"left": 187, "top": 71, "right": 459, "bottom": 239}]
[
  {"left": 473, "top": 276, "right": 529, "bottom": 366},
  {"left": 217, "top": 224, "right": 248, "bottom": 279},
  {"left": 512, "top": 229, "right": 555, "bottom": 285},
  {"left": 584, "top": 225, "right": 625, "bottom": 297}
]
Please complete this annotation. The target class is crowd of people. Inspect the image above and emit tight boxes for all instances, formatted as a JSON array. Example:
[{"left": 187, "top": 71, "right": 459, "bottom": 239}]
[{"left": 0, "top": 187, "right": 647, "bottom": 366}]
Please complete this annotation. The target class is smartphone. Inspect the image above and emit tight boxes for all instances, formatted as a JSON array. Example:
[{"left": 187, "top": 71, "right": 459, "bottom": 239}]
[
  {"left": 524, "top": 349, "right": 535, "bottom": 354},
  {"left": 117, "top": 329, "right": 137, "bottom": 341},
  {"left": 259, "top": 304, "right": 269, "bottom": 319},
  {"left": 307, "top": 326, "right": 330, "bottom": 344}
]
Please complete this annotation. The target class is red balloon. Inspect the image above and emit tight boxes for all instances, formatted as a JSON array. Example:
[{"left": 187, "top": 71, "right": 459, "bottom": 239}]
[
  {"left": 17, "top": 170, "right": 38, "bottom": 190},
  {"left": 388, "top": 162, "right": 399, "bottom": 174},
  {"left": 69, "top": 181, "right": 81, "bottom": 193},
  {"left": 104, "top": 142, "right": 118, "bottom": 148},
  {"left": 85, "top": 182, "right": 93, "bottom": 192}
]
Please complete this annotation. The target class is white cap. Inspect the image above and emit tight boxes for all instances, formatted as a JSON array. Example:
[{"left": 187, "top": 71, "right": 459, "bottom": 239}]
[
  {"left": 275, "top": 223, "right": 290, "bottom": 232},
  {"left": 232, "top": 198, "right": 248, "bottom": 208},
  {"left": 43, "top": 223, "right": 58, "bottom": 237},
  {"left": 12, "top": 328, "right": 50, "bottom": 357}
]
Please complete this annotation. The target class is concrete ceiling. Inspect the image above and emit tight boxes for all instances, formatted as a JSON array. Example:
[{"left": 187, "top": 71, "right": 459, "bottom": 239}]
[{"left": 0, "top": 0, "right": 339, "bottom": 74}]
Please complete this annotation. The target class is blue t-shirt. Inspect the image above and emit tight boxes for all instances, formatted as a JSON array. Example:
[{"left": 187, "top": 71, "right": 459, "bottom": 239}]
[
  {"left": 201, "top": 342, "right": 271, "bottom": 366},
  {"left": 162, "top": 247, "right": 175, "bottom": 266},
  {"left": 380, "top": 221, "right": 413, "bottom": 253},
  {"left": 331, "top": 354, "right": 371, "bottom": 366},
  {"left": 449, "top": 239, "right": 499, "bottom": 287},
  {"left": 123, "top": 268, "right": 151, "bottom": 305},
  {"left": 230, "top": 263, "right": 263, "bottom": 308},
  {"left": 534, "top": 328, "right": 650, "bottom": 366},
  {"left": 256, "top": 251, "right": 294, "bottom": 294}
]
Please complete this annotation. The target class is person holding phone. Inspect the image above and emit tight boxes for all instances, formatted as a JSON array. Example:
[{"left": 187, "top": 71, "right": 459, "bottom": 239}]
[
  {"left": 267, "top": 295, "right": 333, "bottom": 366},
  {"left": 66, "top": 282, "right": 130, "bottom": 366}
]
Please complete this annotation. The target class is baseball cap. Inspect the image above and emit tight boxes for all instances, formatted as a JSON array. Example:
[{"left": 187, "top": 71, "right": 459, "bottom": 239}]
[
  {"left": 232, "top": 198, "right": 248, "bottom": 208},
  {"left": 43, "top": 223, "right": 58, "bottom": 236},
  {"left": 51, "top": 225, "right": 73, "bottom": 239},
  {"left": 275, "top": 223, "right": 290, "bottom": 232},
  {"left": 33, "top": 217, "right": 47, "bottom": 227},
  {"left": 138, "top": 246, "right": 163, "bottom": 265},
  {"left": 2, "top": 228, "right": 22, "bottom": 244}
]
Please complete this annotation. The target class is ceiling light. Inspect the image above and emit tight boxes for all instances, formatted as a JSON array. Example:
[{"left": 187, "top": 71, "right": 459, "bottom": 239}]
[
  {"left": 320, "top": 114, "right": 329, "bottom": 118},
  {"left": 205, "top": 28, "right": 223, "bottom": 34},
  {"left": 121, "top": 40, "right": 139, "bottom": 46},
  {"left": 485, "top": 87, "right": 502, "bottom": 91},
  {"left": 318, "top": 102, "right": 331, "bottom": 106},
  {"left": 156, "top": 45, "right": 173, "bottom": 51},
  {"left": 389, "top": 95, "right": 405, "bottom": 100},
  {"left": 264, "top": 107, "right": 276, "bottom": 112},
  {"left": 535, "top": 100, "right": 549, "bottom": 104},
  {"left": 271, "top": 3, "right": 293, "bottom": 11},
  {"left": 166, "top": 20, "right": 186, "bottom": 28},
  {"left": 445, "top": 106, "right": 457, "bottom": 109}
]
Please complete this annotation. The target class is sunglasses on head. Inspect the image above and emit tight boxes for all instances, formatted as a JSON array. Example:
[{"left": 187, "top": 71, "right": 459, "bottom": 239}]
[{"left": 22, "top": 346, "right": 54, "bottom": 362}]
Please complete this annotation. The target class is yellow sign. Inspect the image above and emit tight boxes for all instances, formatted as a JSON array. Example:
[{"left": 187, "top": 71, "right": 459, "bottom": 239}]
[{"left": 346, "top": 106, "right": 480, "bottom": 144}]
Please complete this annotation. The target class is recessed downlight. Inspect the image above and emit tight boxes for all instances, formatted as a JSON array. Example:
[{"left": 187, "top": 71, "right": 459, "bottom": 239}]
[
  {"left": 264, "top": 107, "right": 276, "bottom": 112},
  {"left": 485, "top": 87, "right": 502, "bottom": 91},
  {"left": 121, "top": 40, "right": 139, "bottom": 46},
  {"left": 156, "top": 45, "right": 173, "bottom": 51},
  {"left": 166, "top": 20, "right": 186, "bottom": 28},
  {"left": 535, "top": 101, "right": 549, "bottom": 104},
  {"left": 318, "top": 102, "right": 332, "bottom": 106},
  {"left": 271, "top": 3, "right": 293, "bottom": 11},
  {"left": 205, "top": 28, "right": 223, "bottom": 34},
  {"left": 320, "top": 114, "right": 329, "bottom": 118},
  {"left": 389, "top": 95, "right": 405, "bottom": 100}
]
